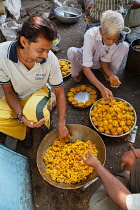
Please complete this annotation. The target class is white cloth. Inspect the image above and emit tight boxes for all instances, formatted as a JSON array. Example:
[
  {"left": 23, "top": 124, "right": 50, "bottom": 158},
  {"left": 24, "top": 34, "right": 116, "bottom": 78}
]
[
  {"left": 0, "top": 41, "right": 63, "bottom": 99},
  {"left": 89, "top": 0, "right": 133, "bottom": 21},
  {"left": 126, "top": 194, "right": 140, "bottom": 210},
  {"left": 3, "top": 0, "right": 21, "bottom": 20},
  {"left": 67, "top": 27, "right": 129, "bottom": 77}
]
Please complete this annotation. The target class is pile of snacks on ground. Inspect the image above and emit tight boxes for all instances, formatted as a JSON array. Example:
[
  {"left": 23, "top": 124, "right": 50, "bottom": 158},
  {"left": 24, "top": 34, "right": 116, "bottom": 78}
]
[
  {"left": 67, "top": 85, "right": 97, "bottom": 108},
  {"left": 90, "top": 98, "right": 135, "bottom": 136},
  {"left": 43, "top": 137, "right": 98, "bottom": 184},
  {"left": 58, "top": 60, "right": 71, "bottom": 77}
]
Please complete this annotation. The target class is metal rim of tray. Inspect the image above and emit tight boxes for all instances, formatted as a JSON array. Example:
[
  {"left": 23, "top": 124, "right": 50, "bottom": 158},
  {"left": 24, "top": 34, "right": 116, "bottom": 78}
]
[{"left": 89, "top": 97, "right": 137, "bottom": 138}]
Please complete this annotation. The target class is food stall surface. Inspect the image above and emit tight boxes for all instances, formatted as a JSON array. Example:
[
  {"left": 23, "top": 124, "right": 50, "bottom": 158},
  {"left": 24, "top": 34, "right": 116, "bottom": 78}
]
[
  {"left": 0, "top": 144, "right": 34, "bottom": 210},
  {"left": 0, "top": 1, "right": 140, "bottom": 209}
]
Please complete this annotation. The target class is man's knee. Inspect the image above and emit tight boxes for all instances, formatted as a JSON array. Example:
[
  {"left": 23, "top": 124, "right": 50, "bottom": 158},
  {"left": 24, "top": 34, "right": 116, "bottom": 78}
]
[
  {"left": 67, "top": 47, "right": 77, "bottom": 60},
  {"left": 121, "top": 41, "right": 129, "bottom": 55}
]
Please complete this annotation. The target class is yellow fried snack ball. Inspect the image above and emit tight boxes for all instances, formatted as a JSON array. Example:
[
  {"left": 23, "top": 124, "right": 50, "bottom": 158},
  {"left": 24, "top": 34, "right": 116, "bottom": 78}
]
[
  {"left": 67, "top": 92, "right": 74, "bottom": 97},
  {"left": 71, "top": 100, "right": 78, "bottom": 106},
  {"left": 98, "top": 127, "right": 104, "bottom": 133},
  {"left": 68, "top": 97, "right": 74, "bottom": 102},
  {"left": 86, "top": 87, "right": 92, "bottom": 93},
  {"left": 80, "top": 85, "right": 87, "bottom": 91},
  {"left": 75, "top": 86, "right": 81, "bottom": 92},
  {"left": 85, "top": 100, "right": 92, "bottom": 107},
  {"left": 70, "top": 87, "right": 76, "bottom": 93},
  {"left": 77, "top": 102, "right": 85, "bottom": 108}
]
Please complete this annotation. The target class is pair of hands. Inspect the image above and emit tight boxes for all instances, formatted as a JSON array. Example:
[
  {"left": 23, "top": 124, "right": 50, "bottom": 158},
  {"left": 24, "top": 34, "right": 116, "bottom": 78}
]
[
  {"left": 83, "top": 147, "right": 137, "bottom": 174},
  {"left": 22, "top": 115, "right": 69, "bottom": 139}
]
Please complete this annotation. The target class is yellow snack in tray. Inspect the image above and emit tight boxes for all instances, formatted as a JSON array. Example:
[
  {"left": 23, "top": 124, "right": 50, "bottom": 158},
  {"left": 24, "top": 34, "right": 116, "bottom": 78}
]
[
  {"left": 70, "top": 87, "right": 77, "bottom": 93},
  {"left": 67, "top": 92, "right": 74, "bottom": 97},
  {"left": 68, "top": 85, "right": 97, "bottom": 108},
  {"left": 43, "top": 138, "right": 98, "bottom": 184},
  {"left": 71, "top": 100, "right": 78, "bottom": 106},
  {"left": 85, "top": 100, "right": 92, "bottom": 106},
  {"left": 68, "top": 96, "right": 74, "bottom": 102},
  {"left": 80, "top": 85, "right": 87, "bottom": 91},
  {"left": 86, "top": 87, "right": 92, "bottom": 93},
  {"left": 77, "top": 102, "right": 85, "bottom": 108},
  {"left": 58, "top": 60, "right": 71, "bottom": 77},
  {"left": 90, "top": 98, "right": 135, "bottom": 136}
]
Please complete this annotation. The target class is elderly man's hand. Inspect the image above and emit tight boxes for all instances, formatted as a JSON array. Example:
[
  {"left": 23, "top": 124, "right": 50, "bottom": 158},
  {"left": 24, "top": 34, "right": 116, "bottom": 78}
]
[
  {"left": 109, "top": 75, "right": 121, "bottom": 88},
  {"left": 83, "top": 150, "right": 101, "bottom": 168},
  {"left": 100, "top": 86, "right": 114, "bottom": 102}
]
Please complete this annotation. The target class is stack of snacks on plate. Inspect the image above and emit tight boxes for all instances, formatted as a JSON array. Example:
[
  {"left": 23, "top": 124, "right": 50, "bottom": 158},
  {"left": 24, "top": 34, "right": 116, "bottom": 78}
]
[
  {"left": 90, "top": 98, "right": 135, "bottom": 136},
  {"left": 58, "top": 60, "right": 71, "bottom": 78},
  {"left": 67, "top": 85, "right": 97, "bottom": 108}
]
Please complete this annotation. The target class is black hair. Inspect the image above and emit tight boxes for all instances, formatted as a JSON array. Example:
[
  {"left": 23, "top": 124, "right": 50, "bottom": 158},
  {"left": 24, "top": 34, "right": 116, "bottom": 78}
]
[{"left": 16, "top": 14, "right": 57, "bottom": 48}]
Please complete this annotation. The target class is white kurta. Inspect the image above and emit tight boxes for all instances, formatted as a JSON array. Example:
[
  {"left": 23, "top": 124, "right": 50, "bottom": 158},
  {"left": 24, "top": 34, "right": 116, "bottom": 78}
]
[{"left": 67, "top": 27, "right": 129, "bottom": 77}]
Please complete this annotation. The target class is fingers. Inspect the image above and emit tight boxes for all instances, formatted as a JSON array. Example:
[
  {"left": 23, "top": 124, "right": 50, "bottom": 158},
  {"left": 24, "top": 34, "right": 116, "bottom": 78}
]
[
  {"left": 111, "top": 83, "right": 121, "bottom": 88},
  {"left": 104, "top": 92, "right": 113, "bottom": 102},
  {"left": 82, "top": 155, "right": 87, "bottom": 162}
]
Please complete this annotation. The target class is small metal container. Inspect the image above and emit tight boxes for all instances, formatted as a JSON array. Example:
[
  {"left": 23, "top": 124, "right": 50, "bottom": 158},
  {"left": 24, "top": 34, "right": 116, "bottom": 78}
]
[{"left": 54, "top": 6, "right": 82, "bottom": 24}]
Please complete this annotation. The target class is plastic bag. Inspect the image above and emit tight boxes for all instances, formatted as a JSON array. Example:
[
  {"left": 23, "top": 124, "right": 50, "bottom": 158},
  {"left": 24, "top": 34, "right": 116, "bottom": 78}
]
[
  {"left": 48, "top": 0, "right": 62, "bottom": 19},
  {"left": 0, "top": 20, "right": 21, "bottom": 41},
  {"left": 3, "top": 0, "right": 21, "bottom": 20}
]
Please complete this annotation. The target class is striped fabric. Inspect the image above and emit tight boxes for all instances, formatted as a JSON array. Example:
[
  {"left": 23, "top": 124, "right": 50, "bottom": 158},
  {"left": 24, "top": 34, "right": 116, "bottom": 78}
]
[{"left": 90, "top": 0, "right": 133, "bottom": 21}]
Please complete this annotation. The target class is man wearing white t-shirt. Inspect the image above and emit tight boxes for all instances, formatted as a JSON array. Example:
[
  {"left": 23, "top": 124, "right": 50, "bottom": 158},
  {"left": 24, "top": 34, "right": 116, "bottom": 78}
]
[
  {"left": 83, "top": 145, "right": 140, "bottom": 210},
  {"left": 0, "top": 15, "right": 69, "bottom": 148}
]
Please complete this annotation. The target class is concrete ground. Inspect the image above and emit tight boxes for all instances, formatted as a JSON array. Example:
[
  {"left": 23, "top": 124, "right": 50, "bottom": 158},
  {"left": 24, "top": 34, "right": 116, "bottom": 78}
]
[{"left": 0, "top": 1, "right": 140, "bottom": 210}]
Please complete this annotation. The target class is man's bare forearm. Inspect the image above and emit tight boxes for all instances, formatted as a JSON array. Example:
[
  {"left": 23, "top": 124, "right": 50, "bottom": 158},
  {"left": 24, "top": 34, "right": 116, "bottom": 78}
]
[
  {"left": 95, "top": 163, "right": 130, "bottom": 210},
  {"left": 2, "top": 84, "right": 23, "bottom": 115},
  {"left": 83, "top": 66, "right": 105, "bottom": 91}
]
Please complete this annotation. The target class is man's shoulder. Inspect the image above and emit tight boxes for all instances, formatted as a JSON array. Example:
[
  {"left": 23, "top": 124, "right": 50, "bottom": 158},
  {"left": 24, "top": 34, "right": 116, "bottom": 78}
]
[
  {"left": 47, "top": 50, "right": 58, "bottom": 63},
  {"left": 85, "top": 26, "right": 99, "bottom": 36},
  {"left": 0, "top": 41, "right": 12, "bottom": 48}
]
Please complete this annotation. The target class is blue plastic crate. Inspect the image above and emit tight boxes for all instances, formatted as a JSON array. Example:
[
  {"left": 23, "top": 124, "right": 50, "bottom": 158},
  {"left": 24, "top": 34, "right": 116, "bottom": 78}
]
[{"left": 0, "top": 144, "right": 34, "bottom": 210}]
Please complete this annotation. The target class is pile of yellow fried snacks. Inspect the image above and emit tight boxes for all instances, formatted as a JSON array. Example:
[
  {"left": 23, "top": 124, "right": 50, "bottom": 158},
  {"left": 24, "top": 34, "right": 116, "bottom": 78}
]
[{"left": 44, "top": 138, "right": 98, "bottom": 184}]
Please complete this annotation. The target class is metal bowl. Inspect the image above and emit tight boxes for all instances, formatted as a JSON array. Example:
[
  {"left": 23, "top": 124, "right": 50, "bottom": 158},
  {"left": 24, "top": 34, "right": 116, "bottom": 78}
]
[
  {"left": 37, "top": 124, "right": 106, "bottom": 189},
  {"left": 89, "top": 97, "right": 137, "bottom": 138},
  {"left": 122, "top": 27, "right": 131, "bottom": 35},
  {"left": 131, "top": 39, "right": 140, "bottom": 53},
  {"left": 54, "top": 6, "right": 82, "bottom": 24}
]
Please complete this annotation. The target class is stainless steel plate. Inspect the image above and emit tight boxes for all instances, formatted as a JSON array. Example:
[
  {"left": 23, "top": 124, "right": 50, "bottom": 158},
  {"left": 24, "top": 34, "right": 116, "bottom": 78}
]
[
  {"left": 74, "top": 91, "right": 91, "bottom": 103},
  {"left": 68, "top": 85, "right": 98, "bottom": 108},
  {"left": 89, "top": 97, "right": 137, "bottom": 137},
  {"left": 37, "top": 124, "right": 106, "bottom": 189}
]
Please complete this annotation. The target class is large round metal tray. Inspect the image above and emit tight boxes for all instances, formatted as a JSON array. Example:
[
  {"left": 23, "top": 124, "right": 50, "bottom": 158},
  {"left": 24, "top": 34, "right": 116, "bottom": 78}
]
[
  {"left": 89, "top": 97, "right": 137, "bottom": 137},
  {"left": 68, "top": 85, "right": 98, "bottom": 108},
  {"left": 37, "top": 124, "right": 106, "bottom": 189},
  {"left": 59, "top": 59, "right": 71, "bottom": 79}
]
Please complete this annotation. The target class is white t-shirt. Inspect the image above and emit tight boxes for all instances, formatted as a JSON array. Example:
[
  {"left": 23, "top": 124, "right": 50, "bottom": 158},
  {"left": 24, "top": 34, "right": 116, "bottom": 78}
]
[
  {"left": 126, "top": 194, "right": 140, "bottom": 210},
  {"left": 82, "top": 26, "right": 123, "bottom": 70},
  {"left": 0, "top": 41, "right": 63, "bottom": 99}
]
